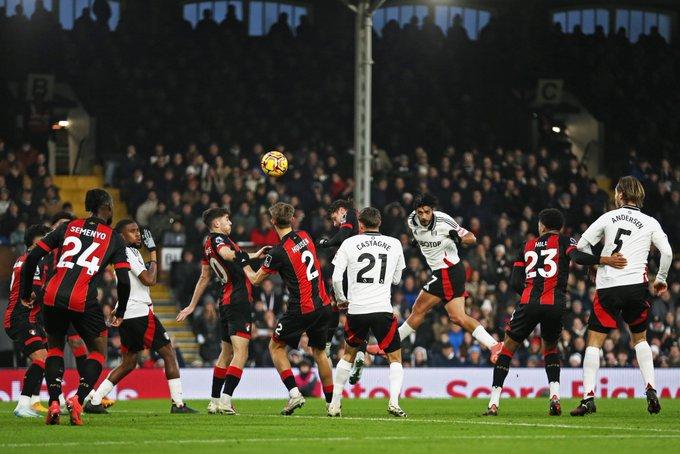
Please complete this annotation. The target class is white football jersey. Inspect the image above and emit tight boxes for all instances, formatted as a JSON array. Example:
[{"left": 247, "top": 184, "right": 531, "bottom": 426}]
[
  {"left": 122, "top": 247, "right": 153, "bottom": 319},
  {"left": 579, "top": 206, "right": 672, "bottom": 289},
  {"left": 332, "top": 233, "right": 405, "bottom": 315},
  {"left": 408, "top": 210, "right": 470, "bottom": 270}
]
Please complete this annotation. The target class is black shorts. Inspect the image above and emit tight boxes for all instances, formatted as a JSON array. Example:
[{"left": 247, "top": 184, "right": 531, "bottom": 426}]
[
  {"left": 506, "top": 303, "right": 565, "bottom": 344},
  {"left": 43, "top": 304, "right": 106, "bottom": 343},
  {"left": 589, "top": 283, "right": 650, "bottom": 334},
  {"left": 219, "top": 304, "right": 253, "bottom": 343},
  {"left": 5, "top": 321, "right": 47, "bottom": 356},
  {"left": 327, "top": 306, "right": 340, "bottom": 343},
  {"left": 273, "top": 305, "right": 332, "bottom": 350},
  {"left": 344, "top": 312, "right": 401, "bottom": 354},
  {"left": 422, "top": 262, "right": 466, "bottom": 301},
  {"left": 119, "top": 312, "right": 171, "bottom": 353}
]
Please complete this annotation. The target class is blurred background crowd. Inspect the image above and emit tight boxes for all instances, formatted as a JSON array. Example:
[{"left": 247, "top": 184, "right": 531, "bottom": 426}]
[{"left": 0, "top": 0, "right": 678, "bottom": 370}]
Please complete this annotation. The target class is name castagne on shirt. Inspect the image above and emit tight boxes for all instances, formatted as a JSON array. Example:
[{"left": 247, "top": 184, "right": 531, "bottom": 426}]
[
  {"left": 355, "top": 238, "right": 394, "bottom": 251},
  {"left": 611, "top": 213, "right": 644, "bottom": 229}
]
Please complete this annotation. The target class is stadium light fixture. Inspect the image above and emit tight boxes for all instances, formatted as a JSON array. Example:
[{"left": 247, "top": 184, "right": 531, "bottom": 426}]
[{"left": 551, "top": 126, "right": 561, "bottom": 133}]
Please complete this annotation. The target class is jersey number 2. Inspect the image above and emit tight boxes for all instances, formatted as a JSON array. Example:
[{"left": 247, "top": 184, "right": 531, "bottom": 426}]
[
  {"left": 57, "top": 237, "right": 101, "bottom": 276},
  {"left": 301, "top": 250, "right": 319, "bottom": 281}
]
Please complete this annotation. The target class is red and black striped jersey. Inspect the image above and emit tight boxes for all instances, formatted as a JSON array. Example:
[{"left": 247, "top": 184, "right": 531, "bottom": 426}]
[
  {"left": 36, "top": 217, "right": 130, "bottom": 312},
  {"left": 34, "top": 249, "right": 59, "bottom": 305},
  {"left": 514, "top": 233, "right": 576, "bottom": 306},
  {"left": 3, "top": 253, "right": 43, "bottom": 328},
  {"left": 261, "top": 230, "right": 330, "bottom": 314},
  {"left": 201, "top": 233, "right": 253, "bottom": 306}
]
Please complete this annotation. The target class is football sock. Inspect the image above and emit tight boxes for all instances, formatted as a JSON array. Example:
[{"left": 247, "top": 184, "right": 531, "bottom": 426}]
[
  {"left": 472, "top": 325, "right": 498, "bottom": 349},
  {"left": 331, "top": 359, "right": 352, "bottom": 407},
  {"left": 91, "top": 379, "right": 114, "bottom": 406},
  {"left": 398, "top": 322, "right": 415, "bottom": 341},
  {"left": 582, "top": 346, "right": 600, "bottom": 399},
  {"left": 550, "top": 382, "right": 560, "bottom": 400},
  {"left": 212, "top": 366, "right": 228, "bottom": 399},
  {"left": 17, "top": 394, "right": 31, "bottom": 408},
  {"left": 634, "top": 341, "right": 656, "bottom": 390},
  {"left": 544, "top": 349, "right": 561, "bottom": 396},
  {"left": 489, "top": 387, "right": 502, "bottom": 408},
  {"left": 223, "top": 366, "right": 242, "bottom": 397},
  {"left": 30, "top": 395, "right": 40, "bottom": 406},
  {"left": 168, "top": 378, "right": 184, "bottom": 406},
  {"left": 354, "top": 350, "right": 365, "bottom": 366},
  {"left": 45, "top": 348, "right": 65, "bottom": 405},
  {"left": 22, "top": 360, "right": 45, "bottom": 398},
  {"left": 77, "top": 352, "right": 104, "bottom": 404},
  {"left": 279, "top": 369, "right": 300, "bottom": 397},
  {"left": 323, "top": 384, "right": 333, "bottom": 404},
  {"left": 388, "top": 362, "right": 403, "bottom": 407}
]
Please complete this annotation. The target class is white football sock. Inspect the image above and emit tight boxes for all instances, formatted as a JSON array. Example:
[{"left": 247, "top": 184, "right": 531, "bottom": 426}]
[
  {"left": 582, "top": 346, "right": 600, "bottom": 399},
  {"left": 84, "top": 390, "right": 94, "bottom": 405},
  {"left": 220, "top": 394, "right": 232, "bottom": 407},
  {"left": 472, "top": 325, "right": 498, "bottom": 349},
  {"left": 634, "top": 341, "right": 656, "bottom": 390},
  {"left": 398, "top": 322, "right": 415, "bottom": 341},
  {"left": 388, "top": 362, "right": 404, "bottom": 407},
  {"left": 168, "top": 378, "right": 184, "bottom": 406},
  {"left": 18, "top": 395, "right": 31, "bottom": 409},
  {"left": 549, "top": 382, "right": 560, "bottom": 400},
  {"left": 211, "top": 396, "right": 220, "bottom": 404},
  {"left": 30, "top": 395, "right": 40, "bottom": 405},
  {"left": 354, "top": 350, "right": 365, "bottom": 366},
  {"left": 331, "top": 359, "right": 353, "bottom": 407},
  {"left": 289, "top": 387, "right": 301, "bottom": 398},
  {"left": 489, "top": 386, "right": 502, "bottom": 408},
  {"left": 58, "top": 393, "right": 66, "bottom": 407},
  {"left": 91, "top": 379, "right": 114, "bottom": 406}
]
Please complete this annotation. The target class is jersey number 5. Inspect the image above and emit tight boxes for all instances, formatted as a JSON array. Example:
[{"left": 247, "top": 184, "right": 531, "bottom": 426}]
[
  {"left": 57, "top": 237, "right": 101, "bottom": 276},
  {"left": 613, "top": 228, "right": 632, "bottom": 254},
  {"left": 525, "top": 249, "right": 557, "bottom": 279}
]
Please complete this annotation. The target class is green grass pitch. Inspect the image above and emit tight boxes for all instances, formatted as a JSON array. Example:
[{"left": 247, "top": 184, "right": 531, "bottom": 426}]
[{"left": 1, "top": 398, "right": 678, "bottom": 453}]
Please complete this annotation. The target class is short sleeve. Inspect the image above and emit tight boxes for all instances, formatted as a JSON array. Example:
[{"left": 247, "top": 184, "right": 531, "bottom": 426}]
[
  {"left": 36, "top": 223, "right": 67, "bottom": 252},
  {"left": 580, "top": 214, "right": 607, "bottom": 247},
  {"left": 212, "top": 235, "right": 231, "bottom": 254},
  {"left": 565, "top": 236, "right": 577, "bottom": 255},
  {"left": 435, "top": 212, "right": 469, "bottom": 237},
  {"left": 111, "top": 234, "right": 131, "bottom": 270},
  {"left": 126, "top": 248, "right": 146, "bottom": 277},
  {"left": 261, "top": 248, "right": 282, "bottom": 274},
  {"left": 331, "top": 244, "right": 349, "bottom": 272},
  {"left": 396, "top": 247, "right": 406, "bottom": 271}
]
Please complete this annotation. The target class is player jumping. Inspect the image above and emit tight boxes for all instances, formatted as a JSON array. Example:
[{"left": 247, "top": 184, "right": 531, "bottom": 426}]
[
  {"left": 177, "top": 208, "right": 268, "bottom": 415},
  {"left": 328, "top": 207, "right": 407, "bottom": 417},
  {"left": 85, "top": 220, "right": 196, "bottom": 414},
  {"left": 4, "top": 225, "right": 51, "bottom": 417},
  {"left": 242, "top": 202, "right": 333, "bottom": 415},
  {"left": 398, "top": 194, "right": 502, "bottom": 362},
  {"left": 482, "top": 209, "right": 627, "bottom": 416},
  {"left": 571, "top": 176, "right": 673, "bottom": 416},
  {"left": 20, "top": 189, "right": 132, "bottom": 426},
  {"left": 317, "top": 199, "right": 368, "bottom": 384}
]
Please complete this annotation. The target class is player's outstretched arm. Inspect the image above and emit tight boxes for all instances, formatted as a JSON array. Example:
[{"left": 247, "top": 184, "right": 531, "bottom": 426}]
[
  {"left": 319, "top": 225, "right": 353, "bottom": 248},
  {"left": 241, "top": 265, "right": 268, "bottom": 286},
  {"left": 569, "top": 249, "right": 627, "bottom": 268},
  {"left": 138, "top": 228, "right": 158, "bottom": 286},
  {"left": 509, "top": 260, "right": 526, "bottom": 295},
  {"left": 177, "top": 264, "right": 211, "bottom": 321},
  {"left": 113, "top": 267, "right": 131, "bottom": 324},
  {"left": 651, "top": 223, "right": 673, "bottom": 295},
  {"left": 19, "top": 246, "right": 49, "bottom": 307}
]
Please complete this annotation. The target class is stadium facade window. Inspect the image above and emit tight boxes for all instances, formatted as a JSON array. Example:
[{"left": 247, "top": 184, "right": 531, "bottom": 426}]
[
  {"left": 372, "top": 4, "right": 428, "bottom": 34},
  {"left": 183, "top": 1, "right": 243, "bottom": 28},
  {"left": 433, "top": 6, "right": 490, "bottom": 40},
  {"left": 57, "top": 0, "right": 119, "bottom": 30},
  {"left": 247, "top": 1, "right": 307, "bottom": 36},
  {"left": 1, "top": 0, "right": 53, "bottom": 16},
  {"left": 553, "top": 8, "right": 671, "bottom": 43},
  {"left": 552, "top": 8, "right": 609, "bottom": 35}
]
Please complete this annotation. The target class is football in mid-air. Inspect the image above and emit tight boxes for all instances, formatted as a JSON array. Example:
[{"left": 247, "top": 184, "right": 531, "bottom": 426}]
[{"left": 260, "top": 151, "right": 288, "bottom": 177}]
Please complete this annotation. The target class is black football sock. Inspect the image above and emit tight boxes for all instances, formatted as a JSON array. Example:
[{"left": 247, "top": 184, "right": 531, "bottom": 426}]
[
  {"left": 323, "top": 384, "right": 333, "bottom": 404},
  {"left": 492, "top": 353, "right": 512, "bottom": 388},
  {"left": 76, "top": 353, "right": 104, "bottom": 404},
  {"left": 544, "top": 351, "right": 561, "bottom": 384},
  {"left": 22, "top": 360, "right": 45, "bottom": 397},
  {"left": 45, "top": 350, "right": 65, "bottom": 405},
  {"left": 223, "top": 366, "right": 243, "bottom": 397},
  {"left": 279, "top": 369, "right": 297, "bottom": 391},
  {"left": 212, "top": 366, "right": 228, "bottom": 398}
]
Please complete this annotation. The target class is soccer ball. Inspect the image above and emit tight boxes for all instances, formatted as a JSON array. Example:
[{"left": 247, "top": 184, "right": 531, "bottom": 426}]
[{"left": 260, "top": 151, "right": 288, "bottom": 177}]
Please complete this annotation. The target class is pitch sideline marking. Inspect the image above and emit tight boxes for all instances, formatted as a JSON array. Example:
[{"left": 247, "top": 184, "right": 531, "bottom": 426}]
[{"left": 2, "top": 434, "right": 680, "bottom": 448}]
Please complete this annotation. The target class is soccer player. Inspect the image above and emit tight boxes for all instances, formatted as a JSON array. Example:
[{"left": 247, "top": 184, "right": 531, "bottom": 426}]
[
  {"left": 37, "top": 211, "right": 105, "bottom": 410},
  {"left": 4, "top": 224, "right": 51, "bottom": 417},
  {"left": 316, "top": 199, "right": 367, "bottom": 384},
  {"left": 571, "top": 176, "right": 673, "bottom": 416},
  {"left": 482, "top": 209, "right": 627, "bottom": 416},
  {"left": 398, "top": 194, "right": 502, "bottom": 362},
  {"left": 242, "top": 202, "right": 333, "bottom": 415},
  {"left": 85, "top": 220, "right": 196, "bottom": 414},
  {"left": 20, "top": 189, "right": 132, "bottom": 426},
  {"left": 327, "top": 207, "right": 407, "bottom": 417},
  {"left": 176, "top": 208, "right": 268, "bottom": 415}
]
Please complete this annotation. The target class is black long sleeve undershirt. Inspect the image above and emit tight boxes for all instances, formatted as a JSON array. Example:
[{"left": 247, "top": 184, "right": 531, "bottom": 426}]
[
  {"left": 324, "top": 226, "right": 354, "bottom": 248},
  {"left": 20, "top": 247, "right": 49, "bottom": 301},
  {"left": 568, "top": 249, "right": 601, "bottom": 266},
  {"left": 115, "top": 268, "right": 131, "bottom": 317}
]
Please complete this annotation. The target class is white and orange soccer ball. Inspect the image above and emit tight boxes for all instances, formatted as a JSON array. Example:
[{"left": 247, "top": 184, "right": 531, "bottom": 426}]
[{"left": 260, "top": 151, "right": 288, "bottom": 177}]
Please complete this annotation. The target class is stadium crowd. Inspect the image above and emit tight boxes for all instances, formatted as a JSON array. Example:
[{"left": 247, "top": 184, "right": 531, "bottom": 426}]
[{"left": 1, "top": 1, "right": 679, "bottom": 371}]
